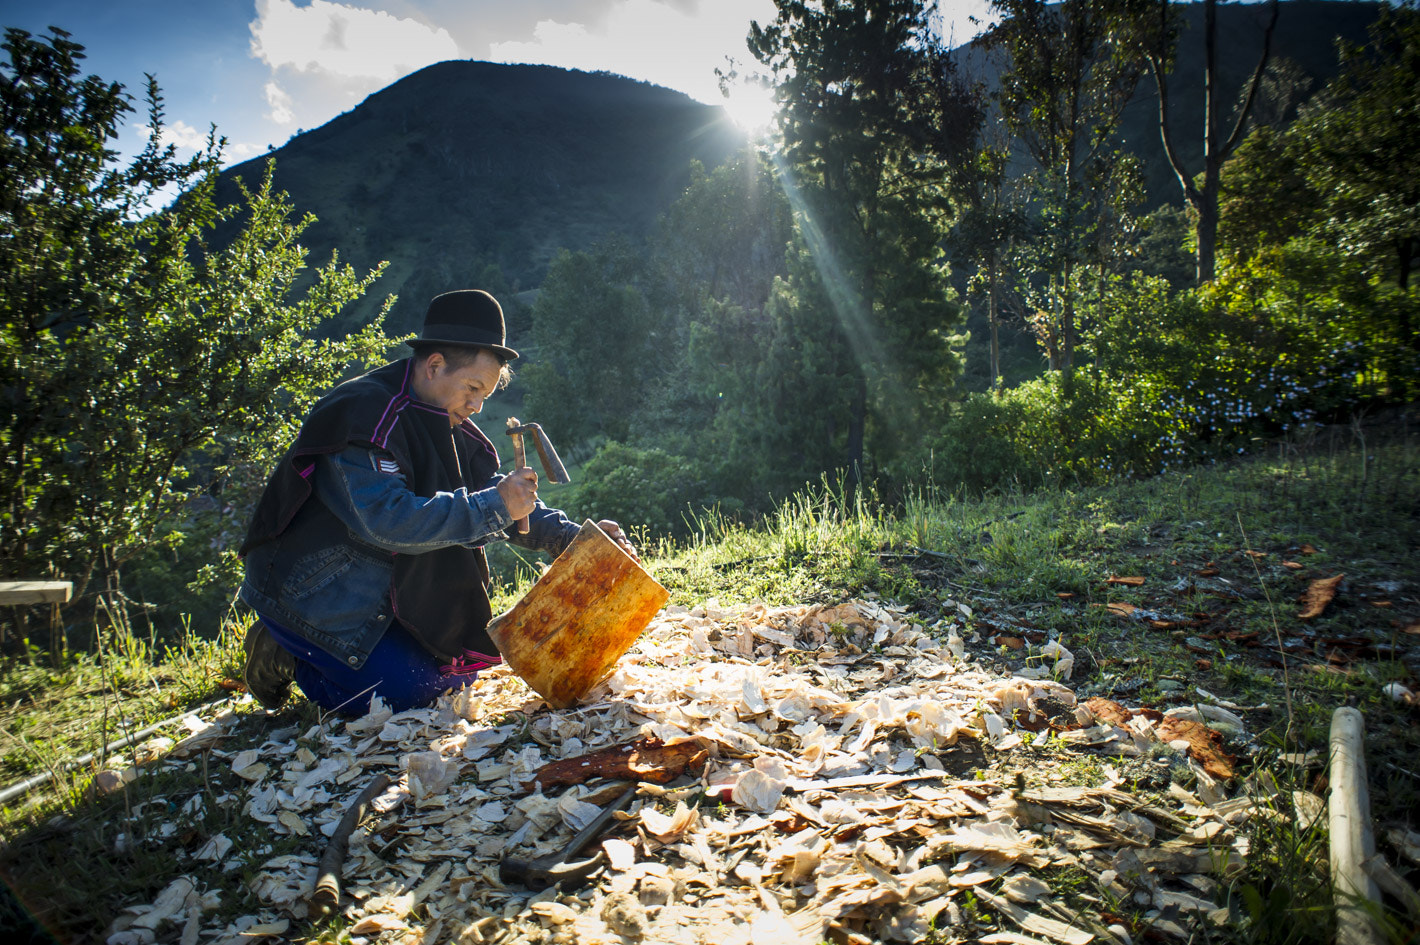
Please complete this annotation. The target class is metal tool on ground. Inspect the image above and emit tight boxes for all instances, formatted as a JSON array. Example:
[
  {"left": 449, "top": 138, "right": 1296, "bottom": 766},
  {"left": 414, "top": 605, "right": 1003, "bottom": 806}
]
[
  {"left": 487, "top": 520, "right": 669, "bottom": 708},
  {"left": 504, "top": 417, "right": 571, "bottom": 534},
  {"left": 499, "top": 783, "right": 637, "bottom": 891}
]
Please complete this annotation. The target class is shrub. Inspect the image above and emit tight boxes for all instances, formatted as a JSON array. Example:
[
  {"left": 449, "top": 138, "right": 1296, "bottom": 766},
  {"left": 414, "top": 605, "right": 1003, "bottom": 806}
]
[{"left": 563, "top": 442, "right": 720, "bottom": 537}]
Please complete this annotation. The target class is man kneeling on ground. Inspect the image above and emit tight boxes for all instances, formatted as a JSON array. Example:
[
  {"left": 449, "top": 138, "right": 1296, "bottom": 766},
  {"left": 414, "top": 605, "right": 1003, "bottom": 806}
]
[{"left": 237, "top": 289, "right": 637, "bottom": 715}]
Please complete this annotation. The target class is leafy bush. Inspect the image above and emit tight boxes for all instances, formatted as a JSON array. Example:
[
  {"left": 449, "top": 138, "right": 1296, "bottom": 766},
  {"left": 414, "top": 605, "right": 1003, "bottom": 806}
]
[
  {"left": 919, "top": 251, "right": 1418, "bottom": 493},
  {"left": 0, "top": 29, "right": 396, "bottom": 638},
  {"left": 563, "top": 442, "right": 722, "bottom": 537}
]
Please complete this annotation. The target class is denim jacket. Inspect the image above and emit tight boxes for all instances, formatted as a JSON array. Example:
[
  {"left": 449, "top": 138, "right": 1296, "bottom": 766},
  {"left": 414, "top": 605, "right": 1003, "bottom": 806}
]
[
  {"left": 241, "top": 446, "right": 579, "bottom": 668},
  {"left": 239, "top": 359, "right": 580, "bottom": 669}
]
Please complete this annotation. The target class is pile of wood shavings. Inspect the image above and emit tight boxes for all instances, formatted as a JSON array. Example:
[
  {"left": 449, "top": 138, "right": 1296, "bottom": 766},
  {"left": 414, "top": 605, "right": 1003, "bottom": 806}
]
[{"left": 106, "top": 598, "right": 1293, "bottom": 945}]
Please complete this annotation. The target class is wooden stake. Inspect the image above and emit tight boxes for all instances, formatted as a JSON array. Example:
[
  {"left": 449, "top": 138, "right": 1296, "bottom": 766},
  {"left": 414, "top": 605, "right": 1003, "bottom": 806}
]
[
  {"left": 310, "top": 772, "right": 391, "bottom": 918},
  {"left": 1328, "top": 707, "right": 1382, "bottom": 945}
]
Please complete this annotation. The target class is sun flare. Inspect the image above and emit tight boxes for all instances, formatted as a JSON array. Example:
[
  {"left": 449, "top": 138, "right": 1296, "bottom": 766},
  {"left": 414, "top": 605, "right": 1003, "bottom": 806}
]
[{"left": 721, "top": 81, "right": 778, "bottom": 134}]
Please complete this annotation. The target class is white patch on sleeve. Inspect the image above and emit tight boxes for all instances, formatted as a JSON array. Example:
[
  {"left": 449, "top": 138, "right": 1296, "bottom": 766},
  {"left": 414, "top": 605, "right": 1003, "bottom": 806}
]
[{"left": 371, "top": 455, "right": 402, "bottom": 476}]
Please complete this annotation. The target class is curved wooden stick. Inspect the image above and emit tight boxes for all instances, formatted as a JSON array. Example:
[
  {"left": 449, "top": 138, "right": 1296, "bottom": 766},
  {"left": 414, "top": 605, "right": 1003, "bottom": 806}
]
[{"left": 310, "top": 772, "right": 391, "bottom": 918}]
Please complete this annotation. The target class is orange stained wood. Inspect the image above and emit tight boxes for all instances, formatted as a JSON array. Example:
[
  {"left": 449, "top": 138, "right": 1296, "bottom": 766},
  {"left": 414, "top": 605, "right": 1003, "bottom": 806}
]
[{"left": 488, "top": 520, "right": 669, "bottom": 709}]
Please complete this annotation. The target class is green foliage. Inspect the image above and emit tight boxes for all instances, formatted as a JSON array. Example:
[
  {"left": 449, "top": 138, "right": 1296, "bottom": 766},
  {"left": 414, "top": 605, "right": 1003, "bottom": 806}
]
[
  {"left": 522, "top": 241, "right": 661, "bottom": 447},
  {"left": 0, "top": 28, "right": 398, "bottom": 628},
  {"left": 921, "top": 254, "right": 1418, "bottom": 491},
  {"left": 746, "top": 0, "right": 972, "bottom": 480},
  {"left": 1292, "top": 2, "right": 1420, "bottom": 290},
  {"left": 563, "top": 442, "right": 713, "bottom": 536},
  {"left": 1221, "top": 3, "right": 1420, "bottom": 292},
  {"left": 983, "top": 0, "right": 1152, "bottom": 369}
]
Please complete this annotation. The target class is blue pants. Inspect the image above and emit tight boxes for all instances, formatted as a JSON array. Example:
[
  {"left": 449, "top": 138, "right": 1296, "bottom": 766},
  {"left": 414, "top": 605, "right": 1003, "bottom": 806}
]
[{"left": 259, "top": 615, "right": 493, "bottom": 715}]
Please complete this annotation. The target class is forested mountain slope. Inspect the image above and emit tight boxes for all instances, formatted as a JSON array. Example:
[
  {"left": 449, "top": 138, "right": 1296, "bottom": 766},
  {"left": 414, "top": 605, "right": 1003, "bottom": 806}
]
[{"left": 218, "top": 61, "right": 745, "bottom": 338}]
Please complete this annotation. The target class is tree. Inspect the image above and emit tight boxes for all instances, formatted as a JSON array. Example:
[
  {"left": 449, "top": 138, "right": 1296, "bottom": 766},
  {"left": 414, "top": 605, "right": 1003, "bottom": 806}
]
[
  {"left": 747, "top": 0, "right": 972, "bottom": 487},
  {"left": 654, "top": 153, "right": 794, "bottom": 313},
  {"left": 952, "top": 133, "right": 1025, "bottom": 388},
  {"left": 0, "top": 28, "right": 395, "bottom": 645},
  {"left": 521, "top": 240, "right": 659, "bottom": 446},
  {"left": 983, "top": 0, "right": 1151, "bottom": 377},
  {"left": 1144, "top": 0, "right": 1280, "bottom": 284},
  {"left": 1291, "top": 2, "right": 1420, "bottom": 293}
]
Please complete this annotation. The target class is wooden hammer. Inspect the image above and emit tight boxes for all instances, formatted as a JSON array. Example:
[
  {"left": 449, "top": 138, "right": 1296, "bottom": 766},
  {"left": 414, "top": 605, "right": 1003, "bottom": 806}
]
[{"left": 504, "top": 417, "right": 572, "bottom": 533}]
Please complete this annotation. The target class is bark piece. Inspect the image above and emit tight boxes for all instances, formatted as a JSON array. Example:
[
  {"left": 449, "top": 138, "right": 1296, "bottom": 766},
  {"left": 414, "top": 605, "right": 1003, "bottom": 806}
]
[
  {"left": 1157, "top": 718, "right": 1235, "bottom": 780},
  {"left": 1082, "top": 697, "right": 1132, "bottom": 728},
  {"left": 528, "top": 736, "right": 708, "bottom": 790}
]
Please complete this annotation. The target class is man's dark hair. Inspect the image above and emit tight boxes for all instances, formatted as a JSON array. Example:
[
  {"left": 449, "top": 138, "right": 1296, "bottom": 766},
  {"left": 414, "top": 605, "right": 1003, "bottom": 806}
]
[{"left": 413, "top": 345, "right": 514, "bottom": 389}]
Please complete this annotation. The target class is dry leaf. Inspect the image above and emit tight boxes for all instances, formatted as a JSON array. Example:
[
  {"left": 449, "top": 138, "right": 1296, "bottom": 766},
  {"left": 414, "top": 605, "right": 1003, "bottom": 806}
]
[
  {"left": 1106, "top": 576, "right": 1145, "bottom": 586},
  {"left": 1298, "top": 574, "right": 1345, "bottom": 620},
  {"left": 639, "top": 800, "right": 697, "bottom": 841},
  {"left": 975, "top": 890, "right": 1092, "bottom": 944},
  {"left": 1083, "top": 697, "right": 1132, "bottom": 728},
  {"left": 602, "top": 837, "right": 637, "bottom": 870},
  {"left": 1299, "top": 543, "right": 1319, "bottom": 555},
  {"left": 1282, "top": 560, "right": 1303, "bottom": 570},
  {"left": 732, "top": 768, "right": 787, "bottom": 814},
  {"left": 1157, "top": 717, "right": 1235, "bottom": 779},
  {"left": 1001, "top": 874, "right": 1052, "bottom": 903},
  {"left": 349, "top": 914, "right": 410, "bottom": 935},
  {"left": 238, "top": 921, "right": 291, "bottom": 939}
]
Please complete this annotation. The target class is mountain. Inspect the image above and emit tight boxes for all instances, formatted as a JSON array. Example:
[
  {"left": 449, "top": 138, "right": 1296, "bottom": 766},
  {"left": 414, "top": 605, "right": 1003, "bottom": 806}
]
[
  {"left": 221, "top": 3, "right": 1379, "bottom": 346},
  {"left": 218, "top": 61, "right": 746, "bottom": 338}
]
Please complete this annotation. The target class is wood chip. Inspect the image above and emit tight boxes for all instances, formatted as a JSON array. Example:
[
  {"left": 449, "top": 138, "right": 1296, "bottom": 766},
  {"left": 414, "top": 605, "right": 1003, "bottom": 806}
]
[{"left": 976, "top": 889, "right": 1093, "bottom": 944}]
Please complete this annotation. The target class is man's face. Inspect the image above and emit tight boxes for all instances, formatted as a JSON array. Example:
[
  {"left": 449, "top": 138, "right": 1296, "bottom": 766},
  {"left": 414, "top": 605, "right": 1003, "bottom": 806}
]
[{"left": 414, "top": 350, "right": 503, "bottom": 426}]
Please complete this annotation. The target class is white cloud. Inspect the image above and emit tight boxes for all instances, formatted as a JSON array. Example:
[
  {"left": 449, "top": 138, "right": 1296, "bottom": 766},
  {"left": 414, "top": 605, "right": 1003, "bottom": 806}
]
[
  {"left": 264, "top": 80, "right": 295, "bottom": 125},
  {"left": 135, "top": 119, "right": 213, "bottom": 152},
  {"left": 488, "top": 0, "right": 774, "bottom": 105},
  {"left": 249, "top": 0, "right": 462, "bottom": 84}
]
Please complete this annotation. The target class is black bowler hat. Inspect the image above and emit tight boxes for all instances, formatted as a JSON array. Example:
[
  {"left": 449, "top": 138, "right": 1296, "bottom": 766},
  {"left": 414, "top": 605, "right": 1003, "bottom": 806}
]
[{"left": 413, "top": 289, "right": 519, "bottom": 361}]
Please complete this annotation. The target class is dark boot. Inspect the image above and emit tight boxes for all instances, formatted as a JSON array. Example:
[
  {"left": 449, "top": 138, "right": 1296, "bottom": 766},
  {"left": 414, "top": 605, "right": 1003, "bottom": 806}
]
[{"left": 243, "top": 621, "right": 296, "bottom": 709}]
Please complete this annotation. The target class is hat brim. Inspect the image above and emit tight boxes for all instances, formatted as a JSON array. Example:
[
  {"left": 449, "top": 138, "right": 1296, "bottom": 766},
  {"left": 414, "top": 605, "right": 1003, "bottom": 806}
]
[{"left": 410, "top": 338, "right": 519, "bottom": 361}]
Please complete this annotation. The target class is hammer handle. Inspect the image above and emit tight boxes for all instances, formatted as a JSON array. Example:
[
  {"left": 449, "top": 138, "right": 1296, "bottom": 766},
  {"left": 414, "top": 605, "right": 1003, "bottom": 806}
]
[{"left": 511, "top": 434, "right": 530, "bottom": 534}]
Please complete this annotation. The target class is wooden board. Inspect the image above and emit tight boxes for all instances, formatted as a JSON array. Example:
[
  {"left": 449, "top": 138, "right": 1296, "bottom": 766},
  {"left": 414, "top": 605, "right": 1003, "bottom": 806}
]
[
  {"left": 488, "top": 520, "right": 668, "bottom": 709},
  {"left": 0, "top": 581, "right": 72, "bottom": 605}
]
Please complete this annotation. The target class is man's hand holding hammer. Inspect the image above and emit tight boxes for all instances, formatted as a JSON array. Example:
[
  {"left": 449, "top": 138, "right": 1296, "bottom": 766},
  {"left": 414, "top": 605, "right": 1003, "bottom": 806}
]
[
  {"left": 497, "top": 467, "right": 540, "bottom": 522},
  {"left": 502, "top": 416, "right": 640, "bottom": 562}
]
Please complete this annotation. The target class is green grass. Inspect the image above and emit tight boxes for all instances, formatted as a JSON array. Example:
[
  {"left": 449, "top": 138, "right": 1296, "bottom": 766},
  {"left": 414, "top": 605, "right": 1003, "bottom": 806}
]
[{"left": 2, "top": 423, "right": 1417, "bottom": 942}]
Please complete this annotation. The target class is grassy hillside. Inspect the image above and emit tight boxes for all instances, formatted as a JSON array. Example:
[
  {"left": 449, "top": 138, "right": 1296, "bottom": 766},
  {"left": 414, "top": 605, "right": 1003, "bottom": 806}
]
[{"left": 3, "top": 415, "right": 1415, "bottom": 942}]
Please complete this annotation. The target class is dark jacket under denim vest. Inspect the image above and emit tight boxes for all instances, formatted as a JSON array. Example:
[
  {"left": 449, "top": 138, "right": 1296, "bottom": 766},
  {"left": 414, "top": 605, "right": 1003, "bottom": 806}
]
[{"left": 239, "top": 359, "right": 538, "bottom": 669}]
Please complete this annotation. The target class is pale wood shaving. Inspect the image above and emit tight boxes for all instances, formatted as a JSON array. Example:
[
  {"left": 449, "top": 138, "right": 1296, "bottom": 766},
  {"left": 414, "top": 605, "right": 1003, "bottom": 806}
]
[{"left": 109, "top": 596, "right": 1265, "bottom": 944}]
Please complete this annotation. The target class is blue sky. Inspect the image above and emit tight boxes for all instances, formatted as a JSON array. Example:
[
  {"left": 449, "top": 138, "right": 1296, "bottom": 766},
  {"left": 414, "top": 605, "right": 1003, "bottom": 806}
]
[{"left": 0, "top": 0, "right": 994, "bottom": 165}]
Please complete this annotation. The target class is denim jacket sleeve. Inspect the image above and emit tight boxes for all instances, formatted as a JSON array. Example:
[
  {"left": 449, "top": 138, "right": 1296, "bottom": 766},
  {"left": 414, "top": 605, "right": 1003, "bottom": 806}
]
[
  {"left": 505, "top": 487, "right": 582, "bottom": 557},
  {"left": 315, "top": 445, "right": 513, "bottom": 553},
  {"left": 317, "top": 445, "right": 580, "bottom": 556}
]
